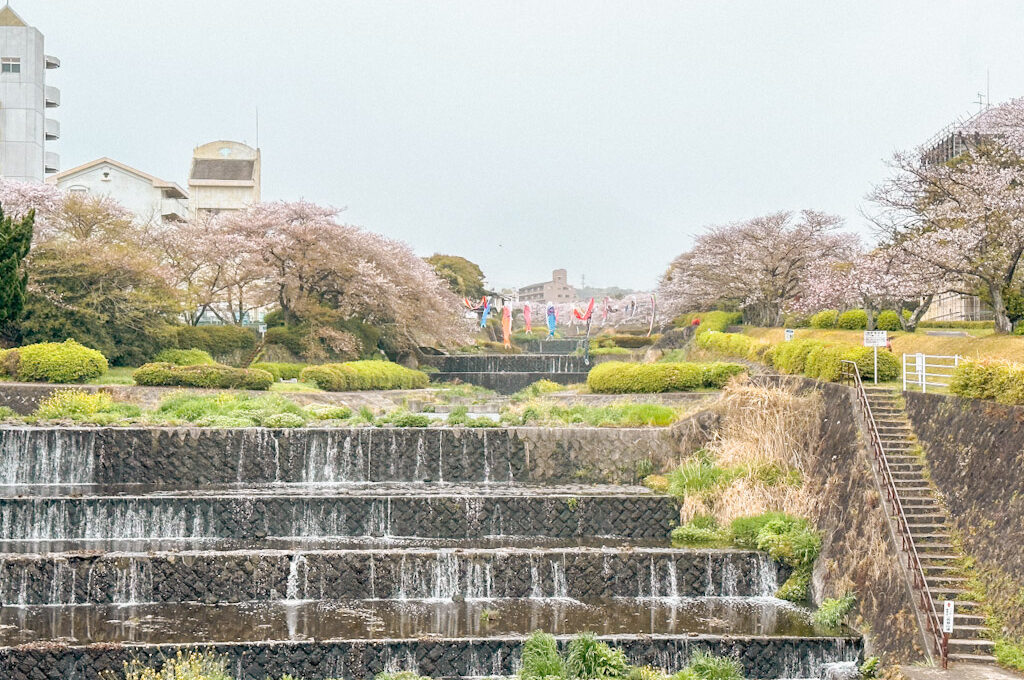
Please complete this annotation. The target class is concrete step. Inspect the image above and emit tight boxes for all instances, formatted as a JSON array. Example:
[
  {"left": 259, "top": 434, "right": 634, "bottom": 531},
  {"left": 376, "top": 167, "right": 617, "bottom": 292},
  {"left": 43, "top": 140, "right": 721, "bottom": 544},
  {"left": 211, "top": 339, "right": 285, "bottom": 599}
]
[{"left": 947, "top": 653, "right": 998, "bottom": 664}]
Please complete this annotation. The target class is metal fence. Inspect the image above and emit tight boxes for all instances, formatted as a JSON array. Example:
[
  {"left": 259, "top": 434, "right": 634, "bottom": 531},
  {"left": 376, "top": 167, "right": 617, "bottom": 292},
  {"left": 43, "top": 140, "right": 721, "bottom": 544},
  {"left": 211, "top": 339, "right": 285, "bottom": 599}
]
[{"left": 902, "top": 353, "right": 961, "bottom": 393}]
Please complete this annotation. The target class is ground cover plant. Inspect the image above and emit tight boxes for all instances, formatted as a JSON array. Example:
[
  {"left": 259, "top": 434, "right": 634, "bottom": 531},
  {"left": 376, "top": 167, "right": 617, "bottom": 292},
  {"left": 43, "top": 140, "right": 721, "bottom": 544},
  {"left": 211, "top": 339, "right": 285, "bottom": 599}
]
[
  {"left": 587, "top": 360, "right": 745, "bottom": 393},
  {"left": 501, "top": 399, "right": 681, "bottom": 427}
]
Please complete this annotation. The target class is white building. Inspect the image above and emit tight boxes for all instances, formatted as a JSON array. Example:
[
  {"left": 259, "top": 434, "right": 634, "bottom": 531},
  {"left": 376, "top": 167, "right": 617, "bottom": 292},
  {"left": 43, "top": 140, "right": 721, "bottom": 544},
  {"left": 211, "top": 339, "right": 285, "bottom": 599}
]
[
  {"left": 188, "top": 140, "right": 260, "bottom": 215},
  {"left": 0, "top": 5, "right": 59, "bottom": 182},
  {"left": 48, "top": 157, "right": 189, "bottom": 223}
]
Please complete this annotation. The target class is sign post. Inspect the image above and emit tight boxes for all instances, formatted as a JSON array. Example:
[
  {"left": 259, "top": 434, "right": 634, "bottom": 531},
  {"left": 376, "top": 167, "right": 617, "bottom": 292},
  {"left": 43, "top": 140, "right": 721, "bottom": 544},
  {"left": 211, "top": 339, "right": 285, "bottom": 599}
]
[
  {"left": 863, "top": 330, "right": 888, "bottom": 385},
  {"left": 784, "top": 329, "right": 794, "bottom": 342},
  {"left": 942, "top": 600, "right": 954, "bottom": 669}
]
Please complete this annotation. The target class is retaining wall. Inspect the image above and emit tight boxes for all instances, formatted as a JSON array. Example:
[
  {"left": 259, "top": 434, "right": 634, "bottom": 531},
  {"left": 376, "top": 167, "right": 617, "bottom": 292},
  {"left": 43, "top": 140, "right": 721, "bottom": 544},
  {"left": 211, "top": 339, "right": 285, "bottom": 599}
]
[{"left": 0, "top": 426, "right": 679, "bottom": 486}]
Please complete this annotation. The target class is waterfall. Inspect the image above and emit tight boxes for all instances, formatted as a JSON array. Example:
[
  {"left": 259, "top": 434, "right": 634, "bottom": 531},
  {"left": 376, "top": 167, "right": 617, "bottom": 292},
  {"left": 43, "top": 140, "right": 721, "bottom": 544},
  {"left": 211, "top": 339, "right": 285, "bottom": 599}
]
[
  {"left": 0, "top": 428, "right": 96, "bottom": 486},
  {"left": 285, "top": 553, "right": 308, "bottom": 602},
  {"left": 550, "top": 558, "right": 568, "bottom": 599},
  {"left": 113, "top": 557, "right": 153, "bottom": 605}
]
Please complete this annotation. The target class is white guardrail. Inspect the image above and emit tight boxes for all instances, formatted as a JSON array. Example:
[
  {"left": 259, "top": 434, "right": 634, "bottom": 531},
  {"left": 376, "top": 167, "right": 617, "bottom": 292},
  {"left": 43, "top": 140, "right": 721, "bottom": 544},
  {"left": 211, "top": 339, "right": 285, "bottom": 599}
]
[{"left": 902, "top": 353, "right": 961, "bottom": 393}]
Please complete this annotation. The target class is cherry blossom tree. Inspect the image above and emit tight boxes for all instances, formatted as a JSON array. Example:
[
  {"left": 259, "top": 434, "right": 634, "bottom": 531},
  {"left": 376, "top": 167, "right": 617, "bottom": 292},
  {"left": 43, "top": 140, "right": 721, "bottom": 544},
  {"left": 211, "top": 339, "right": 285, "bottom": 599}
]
[
  {"left": 871, "top": 98, "right": 1024, "bottom": 333},
  {"left": 792, "top": 244, "right": 945, "bottom": 331},
  {"left": 659, "top": 210, "right": 855, "bottom": 326}
]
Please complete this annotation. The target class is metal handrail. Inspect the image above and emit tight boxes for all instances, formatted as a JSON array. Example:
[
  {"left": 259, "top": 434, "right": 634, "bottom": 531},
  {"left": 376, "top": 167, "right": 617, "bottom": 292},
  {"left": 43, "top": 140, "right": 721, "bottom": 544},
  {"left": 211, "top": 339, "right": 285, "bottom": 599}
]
[{"left": 840, "top": 360, "right": 947, "bottom": 666}]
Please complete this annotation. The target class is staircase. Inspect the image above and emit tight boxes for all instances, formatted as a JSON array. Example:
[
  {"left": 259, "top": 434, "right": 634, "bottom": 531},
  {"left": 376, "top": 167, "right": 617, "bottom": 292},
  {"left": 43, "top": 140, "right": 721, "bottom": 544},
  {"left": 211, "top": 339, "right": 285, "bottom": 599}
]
[{"left": 856, "top": 381, "right": 994, "bottom": 665}]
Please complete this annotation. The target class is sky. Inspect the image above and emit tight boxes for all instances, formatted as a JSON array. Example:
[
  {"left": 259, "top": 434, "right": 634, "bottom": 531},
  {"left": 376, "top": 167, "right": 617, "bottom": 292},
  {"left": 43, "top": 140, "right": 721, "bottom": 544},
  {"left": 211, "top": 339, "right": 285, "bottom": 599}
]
[{"left": 21, "top": 0, "right": 1024, "bottom": 291}]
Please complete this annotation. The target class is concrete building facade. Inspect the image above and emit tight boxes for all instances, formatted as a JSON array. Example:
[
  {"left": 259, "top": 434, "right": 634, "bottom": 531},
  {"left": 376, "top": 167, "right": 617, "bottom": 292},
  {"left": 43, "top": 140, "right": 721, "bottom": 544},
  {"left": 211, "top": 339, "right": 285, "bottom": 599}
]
[
  {"left": 0, "top": 5, "right": 59, "bottom": 182},
  {"left": 49, "top": 157, "right": 189, "bottom": 223},
  {"left": 188, "top": 140, "right": 260, "bottom": 215},
  {"left": 518, "top": 269, "right": 576, "bottom": 303}
]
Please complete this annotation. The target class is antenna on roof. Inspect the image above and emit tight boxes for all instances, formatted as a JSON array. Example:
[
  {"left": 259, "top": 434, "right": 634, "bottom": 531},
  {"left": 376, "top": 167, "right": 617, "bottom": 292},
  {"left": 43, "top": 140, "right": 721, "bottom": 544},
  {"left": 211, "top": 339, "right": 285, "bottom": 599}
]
[{"left": 975, "top": 92, "right": 986, "bottom": 113}]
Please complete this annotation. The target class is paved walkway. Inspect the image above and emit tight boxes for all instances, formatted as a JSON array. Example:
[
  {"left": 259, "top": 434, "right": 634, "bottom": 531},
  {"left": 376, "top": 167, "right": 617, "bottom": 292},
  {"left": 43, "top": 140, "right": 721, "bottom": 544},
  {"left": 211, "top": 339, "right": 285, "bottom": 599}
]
[{"left": 902, "top": 664, "right": 1024, "bottom": 680}]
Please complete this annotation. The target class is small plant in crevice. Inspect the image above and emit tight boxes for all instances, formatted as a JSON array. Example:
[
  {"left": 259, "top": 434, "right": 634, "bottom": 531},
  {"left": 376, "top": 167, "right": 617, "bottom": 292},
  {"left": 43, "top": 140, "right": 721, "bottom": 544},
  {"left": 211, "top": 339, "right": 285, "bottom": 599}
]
[
  {"left": 566, "top": 497, "right": 580, "bottom": 512},
  {"left": 812, "top": 592, "right": 857, "bottom": 628},
  {"left": 858, "top": 656, "right": 882, "bottom": 679},
  {"left": 564, "top": 632, "right": 629, "bottom": 680},
  {"left": 479, "top": 607, "right": 499, "bottom": 624}
]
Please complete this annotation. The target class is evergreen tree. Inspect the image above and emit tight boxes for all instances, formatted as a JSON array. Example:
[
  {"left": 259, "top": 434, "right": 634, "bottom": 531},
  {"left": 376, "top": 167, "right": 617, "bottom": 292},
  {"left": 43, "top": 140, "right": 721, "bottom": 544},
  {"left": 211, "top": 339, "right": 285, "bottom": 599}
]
[{"left": 0, "top": 203, "right": 34, "bottom": 325}]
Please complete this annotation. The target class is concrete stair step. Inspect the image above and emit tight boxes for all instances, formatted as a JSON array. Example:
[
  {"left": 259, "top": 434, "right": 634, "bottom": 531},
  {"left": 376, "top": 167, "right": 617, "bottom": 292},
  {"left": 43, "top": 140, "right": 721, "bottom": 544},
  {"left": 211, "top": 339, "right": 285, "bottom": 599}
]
[{"left": 948, "top": 653, "right": 998, "bottom": 663}]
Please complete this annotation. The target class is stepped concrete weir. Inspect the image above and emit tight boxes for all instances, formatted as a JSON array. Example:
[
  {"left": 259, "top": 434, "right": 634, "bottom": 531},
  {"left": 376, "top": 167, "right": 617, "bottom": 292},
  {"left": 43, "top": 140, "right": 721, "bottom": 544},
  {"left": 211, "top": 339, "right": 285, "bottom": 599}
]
[
  {"left": 424, "top": 353, "right": 591, "bottom": 393},
  {"left": 0, "top": 424, "right": 862, "bottom": 679}
]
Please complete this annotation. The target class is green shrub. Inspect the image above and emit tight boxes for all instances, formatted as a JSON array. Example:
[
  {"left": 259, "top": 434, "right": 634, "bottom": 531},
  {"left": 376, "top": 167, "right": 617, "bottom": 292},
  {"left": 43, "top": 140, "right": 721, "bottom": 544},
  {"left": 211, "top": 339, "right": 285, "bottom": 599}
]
[
  {"left": 587, "top": 361, "right": 744, "bottom": 393},
  {"left": 950, "top": 360, "right": 1024, "bottom": 405},
  {"left": 680, "top": 650, "right": 744, "bottom": 680},
  {"left": 842, "top": 346, "right": 899, "bottom": 381},
  {"left": 0, "top": 406, "right": 14, "bottom": 419},
  {"left": 803, "top": 344, "right": 846, "bottom": 381},
  {"left": 153, "top": 348, "right": 216, "bottom": 366},
  {"left": 667, "top": 457, "right": 730, "bottom": 501},
  {"left": 776, "top": 565, "right": 812, "bottom": 602},
  {"left": 678, "top": 311, "right": 743, "bottom": 334},
  {"left": 771, "top": 339, "right": 819, "bottom": 374},
  {"left": 564, "top": 633, "right": 628, "bottom": 680},
  {"left": 694, "top": 330, "right": 762, "bottom": 360},
  {"left": 0, "top": 348, "right": 19, "bottom": 376},
  {"left": 836, "top": 309, "right": 868, "bottom": 330},
  {"left": 15, "top": 339, "right": 108, "bottom": 383},
  {"left": 251, "top": 362, "right": 307, "bottom": 381},
  {"left": 729, "top": 512, "right": 790, "bottom": 550},
  {"left": 173, "top": 325, "right": 257, "bottom": 357},
  {"left": 381, "top": 410, "right": 431, "bottom": 427},
  {"left": 994, "top": 638, "right": 1024, "bottom": 672},
  {"left": 782, "top": 313, "right": 811, "bottom": 328},
  {"left": 755, "top": 515, "right": 821, "bottom": 567},
  {"left": 133, "top": 362, "right": 274, "bottom": 390},
  {"left": 306, "top": 404, "right": 353, "bottom": 421},
  {"left": 298, "top": 360, "right": 429, "bottom": 391},
  {"left": 809, "top": 309, "right": 838, "bottom": 328},
  {"left": 627, "top": 666, "right": 666, "bottom": 680},
  {"left": 519, "top": 631, "right": 565, "bottom": 680},
  {"left": 874, "top": 310, "right": 903, "bottom": 332},
  {"left": 262, "top": 412, "right": 307, "bottom": 428},
  {"left": 264, "top": 325, "right": 306, "bottom": 355},
  {"left": 671, "top": 515, "right": 727, "bottom": 547},
  {"left": 512, "top": 379, "right": 565, "bottom": 401},
  {"left": 812, "top": 592, "right": 857, "bottom": 628},
  {"left": 593, "top": 334, "right": 657, "bottom": 349}
]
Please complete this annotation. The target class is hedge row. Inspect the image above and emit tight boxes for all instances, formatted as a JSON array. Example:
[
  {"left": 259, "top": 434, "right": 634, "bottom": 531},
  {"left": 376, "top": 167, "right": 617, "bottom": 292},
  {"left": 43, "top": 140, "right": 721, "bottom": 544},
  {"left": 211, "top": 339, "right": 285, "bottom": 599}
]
[
  {"left": 0, "top": 340, "right": 108, "bottom": 383},
  {"left": 132, "top": 363, "right": 274, "bottom": 390},
  {"left": 675, "top": 311, "right": 743, "bottom": 334},
  {"left": 298, "top": 360, "right": 429, "bottom": 391},
  {"left": 587, "top": 360, "right": 746, "bottom": 393},
  {"left": 172, "top": 325, "right": 257, "bottom": 356},
  {"left": 918, "top": 320, "right": 995, "bottom": 330},
  {"left": 250, "top": 362, "right": 307, "bottom": 381},
  {"left": 697, "top": 331, "right": 899, "bottom": 382},
  {"left": 592, "top": 334, "right": 658, "bottom": 349},
  {"left": 950, "top": 360, "right": 1024, "bottom": 405},
  {"left": 807, "top": 309, "right": 908, "bottom": 331},
  {"left": 153, "top": 348, "right": 216, "bottom": 366}
]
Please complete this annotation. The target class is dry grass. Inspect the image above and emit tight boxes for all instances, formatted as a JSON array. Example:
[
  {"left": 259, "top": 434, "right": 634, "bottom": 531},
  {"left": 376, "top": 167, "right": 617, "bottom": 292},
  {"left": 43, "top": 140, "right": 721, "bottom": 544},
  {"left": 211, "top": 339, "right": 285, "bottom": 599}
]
[
  {"left": 744, "top": 327, "right": 1024, "bottom": 362},
  {"left": 680, "top": 379, "right": 820, "bottom": 524}
]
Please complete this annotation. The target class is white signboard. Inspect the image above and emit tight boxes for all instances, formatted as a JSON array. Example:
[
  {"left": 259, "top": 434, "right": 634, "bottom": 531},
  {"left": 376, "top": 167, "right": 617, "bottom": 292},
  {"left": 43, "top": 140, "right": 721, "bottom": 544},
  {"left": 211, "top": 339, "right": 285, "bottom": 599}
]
[
  {"left": 258, "top": 323, "right": 267, "bottom": 335},
  {"left": 942, "top": 600, "right": 954, "bottom": 634},
  {"left": 863, "top": 330, "right": 888, "bottom": 347},
  {"left": 784, "top": 329, "right": 795, "bottom": 341}
]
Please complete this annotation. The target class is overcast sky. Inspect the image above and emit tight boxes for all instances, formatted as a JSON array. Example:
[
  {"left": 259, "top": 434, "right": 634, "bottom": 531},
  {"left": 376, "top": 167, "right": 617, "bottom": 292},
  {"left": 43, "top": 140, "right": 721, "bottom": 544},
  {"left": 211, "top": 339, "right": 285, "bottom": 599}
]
[{"left": 23, "top": 0, "right": 1024, "bottom": 291}]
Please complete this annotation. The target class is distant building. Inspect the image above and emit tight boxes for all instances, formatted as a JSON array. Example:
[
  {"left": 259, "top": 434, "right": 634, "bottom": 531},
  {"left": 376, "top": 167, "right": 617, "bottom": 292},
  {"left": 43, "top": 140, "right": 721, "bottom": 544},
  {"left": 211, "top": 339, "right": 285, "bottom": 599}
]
[
  {"left": 188, "top": 140, "right": 260, "bottom": 215},
  {"left": 49, "top": 157, "right": 188, "bottom": 223},
  {"left": 518, "top": 269, "right": 576, "bottom": 304},
  {"left": 0, "top": 5, "right": 60, "bottom": 182}
]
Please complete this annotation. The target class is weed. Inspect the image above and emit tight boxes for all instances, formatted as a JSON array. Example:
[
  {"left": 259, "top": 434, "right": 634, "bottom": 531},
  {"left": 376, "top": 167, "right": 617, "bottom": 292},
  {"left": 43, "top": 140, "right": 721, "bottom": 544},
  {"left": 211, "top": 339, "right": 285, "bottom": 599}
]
[
  {"left": 812, "top": 592, "right": 857, "bottom": 628},
  {"left": 519, "top": 631, "right": 565, "bottom": 680},
  {"left": 564, "top": 633, "right": 628, "bottom": 679},
  {"left": 119, "top": 650, "right": 233, "bottom": 680}
]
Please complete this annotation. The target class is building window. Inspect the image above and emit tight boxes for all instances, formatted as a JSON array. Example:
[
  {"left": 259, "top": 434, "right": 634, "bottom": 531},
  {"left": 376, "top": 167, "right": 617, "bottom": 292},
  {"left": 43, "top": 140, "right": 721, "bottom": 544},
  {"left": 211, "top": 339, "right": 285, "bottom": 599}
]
[{"left": 1, "top": 57, "right": 20, "bottom": 74}]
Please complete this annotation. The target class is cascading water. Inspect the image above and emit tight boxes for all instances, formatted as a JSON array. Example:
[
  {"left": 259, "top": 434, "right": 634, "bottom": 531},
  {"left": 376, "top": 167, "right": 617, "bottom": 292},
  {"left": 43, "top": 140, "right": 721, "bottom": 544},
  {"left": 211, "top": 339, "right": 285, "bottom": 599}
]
[{"left": 0, "top": 428, "right": 95, "bottom": 486}]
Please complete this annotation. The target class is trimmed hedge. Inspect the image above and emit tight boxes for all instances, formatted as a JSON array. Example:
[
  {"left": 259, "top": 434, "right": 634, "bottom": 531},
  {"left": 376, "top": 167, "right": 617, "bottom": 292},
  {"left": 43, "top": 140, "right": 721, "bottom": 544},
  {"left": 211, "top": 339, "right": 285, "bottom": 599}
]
[
  {"left": 875, "top": 310, "right": 903, "bottom": 332},
  {"left": 153, "top": 348, "right": 216, "bottom": 366},
  {"left": 593, "top": 334, "right": 658, "bottom": 349},
  {"left": 836, "top": 309, "right": 868, "bottom": 330},
  {"left": 675, "top": 311, "right": 743, "bottom": 334},
  {"left": 586, "top": 360, "right": 745, "bottom": 393},
  {"left": 918, "top": 320, "right": 994, "bottom": 330},
  {"left": 172, "top": 325, "right": 257, "bottom": 356},
  {"left": 3, "top": 340, "right": 108, "bottom": 383},
  {"left": 133, "top": 362, "right": 274, "bottom": 390},
  {"left": 950, "top": 360, "right": 1024, "bottom": 405},
  {"left": 251, "top": 362, "right": 307, "bottom": 381},
  {"left": 298, "top": 360, "right": 429, "bottom": 391},
  {"left": 809, "top": 310, "right": 838, "bottom": 329},
  {"left": 696, "top": 331, "right": 898, "bottom": 382}
]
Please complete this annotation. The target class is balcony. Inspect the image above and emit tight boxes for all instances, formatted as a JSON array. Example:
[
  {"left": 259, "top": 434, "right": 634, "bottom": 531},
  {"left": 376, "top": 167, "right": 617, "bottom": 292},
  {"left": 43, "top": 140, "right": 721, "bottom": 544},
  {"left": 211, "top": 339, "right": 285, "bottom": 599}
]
[
  {"left": 161, "top": 198, "right": 188, "bottom": 222},
  {"left": 44, "top": 54, "right": 60, "bottom": 70},
  {"left": 44, "top": 118, "right": 59, "bottom": 140},
  {"left": 44, "top": 151, "right": 59, "bottom": 174},
  {"left": 44, "top": 85, "right": 60, "bottom": 108}
]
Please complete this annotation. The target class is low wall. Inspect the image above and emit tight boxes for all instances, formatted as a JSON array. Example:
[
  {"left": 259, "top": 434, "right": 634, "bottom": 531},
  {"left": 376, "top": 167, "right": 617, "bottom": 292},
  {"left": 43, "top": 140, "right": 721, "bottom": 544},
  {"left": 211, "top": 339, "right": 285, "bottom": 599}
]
[
  {"left": 0, "top": 635, "right": 863, "bottom": 680},
  {"left": 425, "top": 355, "right": 590, "bottom": 373},
  {"left": 905, "top": 391, "right": 1024, "bottom": 638},
  {"left": 0, "top": 426, "right": 679, "bottom": 486},
  {"left": 0, "top": 548, "right": 785, "bottom": 605},
  {"left": 429, "top": 371, "right": 590, "bottom": 394}
]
